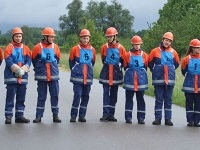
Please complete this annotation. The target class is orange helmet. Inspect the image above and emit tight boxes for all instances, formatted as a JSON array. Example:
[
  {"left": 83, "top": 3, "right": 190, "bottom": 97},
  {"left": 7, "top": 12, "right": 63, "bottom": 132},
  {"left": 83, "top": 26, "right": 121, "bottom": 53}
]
[
  {"left": 42, "top": 27, "right": 56, "bottom": 36},
  {"left": 131, "top": 35, "right": 143, "bottom": 44},
  {"left": 190, "top": 39, "right": 200, "bottom": 47},
  {"left": 163, "top": 32, "right": 173, "bottom": 41},
  {"left": 105, "top": 27, "right": 118, "bottom": 36},
  {"left": 12, "top": 27, "right": 23, "bottom": 35},
  {"left": 80, "top": 29, "right": 91, "bottom": 37}
]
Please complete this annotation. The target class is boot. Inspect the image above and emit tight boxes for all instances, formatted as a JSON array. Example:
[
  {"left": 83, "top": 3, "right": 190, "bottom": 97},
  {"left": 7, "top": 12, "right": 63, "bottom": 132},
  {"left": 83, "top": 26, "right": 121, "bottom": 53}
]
[
  {"left": 100, "top": 116, "right": 108, "bottom": 122},
  {"left": 126, "top": 120, "right": 132, "bottom": 124},
  {"left": 138, "top": 120, "right": 145, "bottom": 124},
  {"left": 107, "top": 116, "right": 117, "bottom": 122},
  {"left": 194, "top": 122, "right": 200, "bottom": 127},
  {"left": 33, "top": 118, "right": 41, "bottom": 123},
  {"left": 15, "top": 117, "right": 30, "bottom": 123},
  {"left": 70, "top": 117, "right": 76, "bottom": 122},
  {"left": 165, "top": 119, "right": 173, "bottom": 126},
  {"left": 53, "top": 114, "right": 61, "bottom": 123},
  {"left": 187, "top": 122, "right": 193, "bottom": 127},
  {"left": 78, "top": 117, "right": 86, "bottom": 122},
  {"left": 5, "top": 117, "right": 12, "bottom": 124},
  {"left": 152, "top": 119, "right": 161, "bottom": 125}
]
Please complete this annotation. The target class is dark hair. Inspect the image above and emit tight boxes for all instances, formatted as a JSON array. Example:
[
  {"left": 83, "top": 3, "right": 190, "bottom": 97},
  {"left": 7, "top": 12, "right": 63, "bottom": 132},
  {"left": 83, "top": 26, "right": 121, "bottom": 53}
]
[{"left": 185, "top": 46, "right": 193, "bottom": 56}]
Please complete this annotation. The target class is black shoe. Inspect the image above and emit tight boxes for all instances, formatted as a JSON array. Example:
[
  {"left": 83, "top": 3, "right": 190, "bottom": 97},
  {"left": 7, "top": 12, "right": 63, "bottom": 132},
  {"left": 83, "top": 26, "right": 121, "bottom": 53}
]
[
  {"left": 152, "top": 119, "right": 161, "bottom": 125},
  {"left": 100, "top": 116, "right": 108, "bottom": 122},
  {"left": 194, "top": 122, "right": 200, "bottom": 127},
  {"left": 15, "top": 117, "right": 30, "bottom": 123},
  {"left": 33, "top": 118, "right": 41, "bottom": 123},
  {"left": 107, "top": 116, "right": 117, "bottom": 122},
  {"left": 53, "top": 114, "right": 61, "bottom": 123},
  {"left": 126, "top": 120, "right": 132, "bottom": 124},
  {"left": 187, "top": 122, "right": 193, "bottom": 127},
  {"left": 5, "top": 117, "right": 12, "bottom": 124},
  {"left": 78, "top": 117, "right": 86, "bottom": 122},
  {"left": 138, "top": 120, "right": 145, "bottom": 124},
  {"left": 70, "top": 117, "right": 76, "bottom": 122},
  {"left": 165, "top": 119, "right": 173, "bottom": 126}
]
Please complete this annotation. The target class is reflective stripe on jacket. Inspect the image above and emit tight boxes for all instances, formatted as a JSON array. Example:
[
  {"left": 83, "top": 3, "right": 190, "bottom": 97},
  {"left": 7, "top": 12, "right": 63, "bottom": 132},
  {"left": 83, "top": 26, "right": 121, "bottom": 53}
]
[
  {"left": 123, "top": 49, "right": 148, "bottom": 91},
  {"left": 32, "top": 40, "right": 60, "bottom": 81},
  {"left": 4, "top": 42, "right": 31, "bottom": 84},
  {"left": 182, "top": 54, "right": 200, "bottom": 93},
  {"left": 99, "top": 42, "right": 126, "bottom": 85},
  {"left": 148, "top": 45, "right": 180, "bottom": 86},
  {"left": 69, "top": 43, "right": 96, "bottom": 85}
]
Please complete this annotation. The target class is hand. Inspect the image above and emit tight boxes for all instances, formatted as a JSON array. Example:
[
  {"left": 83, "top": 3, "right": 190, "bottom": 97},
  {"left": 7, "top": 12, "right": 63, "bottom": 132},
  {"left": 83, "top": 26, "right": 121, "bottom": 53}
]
[
  {"left": 21, "top": 65, "right": 29, "bottom": 72},
  {"left": 18, "top": 68, "right": 26, "bottom": 77}
]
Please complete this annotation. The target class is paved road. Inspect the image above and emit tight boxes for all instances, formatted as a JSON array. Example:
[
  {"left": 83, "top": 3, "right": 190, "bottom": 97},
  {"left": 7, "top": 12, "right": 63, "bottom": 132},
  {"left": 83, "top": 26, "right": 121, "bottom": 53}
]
[{"left": 0, "top": 61, "right": 199, "bottom": 150}]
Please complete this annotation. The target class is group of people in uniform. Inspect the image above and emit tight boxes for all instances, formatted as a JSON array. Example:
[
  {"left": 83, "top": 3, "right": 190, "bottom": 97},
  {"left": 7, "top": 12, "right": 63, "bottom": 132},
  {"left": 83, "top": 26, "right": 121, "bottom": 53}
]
[{"left": 0, "top": 26, "right": 200, "bottom": 127}]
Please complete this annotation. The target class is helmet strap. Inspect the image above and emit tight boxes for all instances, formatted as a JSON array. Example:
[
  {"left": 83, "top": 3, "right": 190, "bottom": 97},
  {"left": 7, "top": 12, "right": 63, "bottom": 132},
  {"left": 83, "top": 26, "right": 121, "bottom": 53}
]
[
  {"left": 109, "top": 35, "right": 116, "bottom": 44},
  {"left": 43, "top": 36, "right": 51, "bottom": 45}
]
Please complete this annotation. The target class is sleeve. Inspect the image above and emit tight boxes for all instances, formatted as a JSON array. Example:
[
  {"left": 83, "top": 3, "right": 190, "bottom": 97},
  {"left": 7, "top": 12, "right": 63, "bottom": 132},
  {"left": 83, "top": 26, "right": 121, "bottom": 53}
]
[
  {"left": 4, "top": 45, "right": 15, "bottom": 69},
  {"left": 23, "top": 46, "right": 32, "bottom": 68},
  {"left": 55, "top": 44, "right": 61, "bottom": 64},
  {"left": 119, "top": 45, "right": 126, "bottom": 68},
  {"left": 69, "top": 46, "right": 76, "bottom": 70},
  {"left": 0, "top": 48, "right": 3, "bottom": 65},
  {"left": 148, "top": 49, "right": 155, "bottom": 71},
  {"left": 123, "top": 52, "right": 129, "bottom": 71},
  {"left": 143, "top": 52, "right": 149, "bottom": 70},
  {"left": 181, "top": 56, "right": 188, "bottom": 76},
  {"left": 173, "top": 50, "right": 180, "bottom": 69},
  {"left": 100, "top": 45, "right": 106, "bottom": 64},
  {"left": 31, "top": 44, "right": 39, "bottom": 68},
  {"left": 92, "top": 47, "right": 96, "bottom": 66}
]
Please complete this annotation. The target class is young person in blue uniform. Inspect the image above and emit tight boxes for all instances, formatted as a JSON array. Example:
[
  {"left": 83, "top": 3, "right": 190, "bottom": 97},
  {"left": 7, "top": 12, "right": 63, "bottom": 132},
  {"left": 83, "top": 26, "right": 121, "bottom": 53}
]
[
  {"left": 148, "top": 32, "right": 180, "bottom": 126},
  {"left": 32, "top": 27, "right": 61, "bottom": 123},
  {"left": 123, "top": 36, "right": 148, "bottom": 124},
  {"left": 69, "top": 29, "right": 96, "bottom": 122},
  {"left": 181, "top": 39, "right": 200, "bottom": 127},
  {"left": 4, "top": 27, "right": 31, "bottom": 124},
  {"left": 99, "top": 27, "right": 126, "bottom": 122}
]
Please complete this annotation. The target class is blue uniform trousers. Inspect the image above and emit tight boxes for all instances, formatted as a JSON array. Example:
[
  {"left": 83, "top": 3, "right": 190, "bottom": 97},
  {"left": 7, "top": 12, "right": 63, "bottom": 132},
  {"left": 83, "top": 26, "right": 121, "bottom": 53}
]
[
  {"left": 35, "top": 81, "right": 59, "bottom": 118},
  {"left": 5, "top": 84, "right": 27, "bottom": 118},
  {"left": 125, "top": 90, "right": 146, "bottom": 121},
  {"left": 102, "top": 84, "right": 119, "bottom": 117},
  {"left": 70, "top": 84, "right": 91, "bottom": 118},
  {"left": 154, "top": 85, "right": 174, "bottom": 119},
  {"left": 185, "top": 92, "right": 200, "bottom": 123}
]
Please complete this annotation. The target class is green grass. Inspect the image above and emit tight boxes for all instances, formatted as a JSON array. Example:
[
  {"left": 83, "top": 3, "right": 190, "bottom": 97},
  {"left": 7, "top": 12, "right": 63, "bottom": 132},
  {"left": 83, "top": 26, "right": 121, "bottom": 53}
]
[{"left": 60, "top": 53, "right": 186, "bottom": 107}]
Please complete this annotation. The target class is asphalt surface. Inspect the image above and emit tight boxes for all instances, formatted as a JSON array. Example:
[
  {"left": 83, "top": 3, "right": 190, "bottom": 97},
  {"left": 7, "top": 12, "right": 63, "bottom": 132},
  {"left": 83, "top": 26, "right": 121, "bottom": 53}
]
[{"left": 0, "top": 61, "right": 199, "bottom": 150}]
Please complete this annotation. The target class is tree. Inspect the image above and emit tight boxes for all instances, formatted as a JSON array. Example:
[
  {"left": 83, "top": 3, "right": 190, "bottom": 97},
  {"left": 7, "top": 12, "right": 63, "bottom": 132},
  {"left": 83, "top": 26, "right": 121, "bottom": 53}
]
[
  {"left": 106, "top": 0, "right": 134, "bottom": 37},
  {"left": 142, "top": 0, "right": 200, "bottom": 56},
  {"left": 86, "top": 0, "right": 135, "bottom": 37},
  {"left": 59, "top": 0, "right": 135, "bottom": 39},
  {"left": 86, "top": 1, "right": 108, "bottom": 31},
  {"left": 21, "top": 25, "right": 34, "bottom": 45},
  {"left": 82, "top": 19, "right": 105, "bottom": 53},
  {"left": 59, "top": 0, "right": 85, "bottom": 38}
]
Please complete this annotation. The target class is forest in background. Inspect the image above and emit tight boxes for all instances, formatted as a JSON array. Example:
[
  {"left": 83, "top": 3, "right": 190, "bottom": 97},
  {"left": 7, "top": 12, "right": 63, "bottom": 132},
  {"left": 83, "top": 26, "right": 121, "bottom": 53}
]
[{"left": 0, "top": 0, "right": 200, "bottom": 57}]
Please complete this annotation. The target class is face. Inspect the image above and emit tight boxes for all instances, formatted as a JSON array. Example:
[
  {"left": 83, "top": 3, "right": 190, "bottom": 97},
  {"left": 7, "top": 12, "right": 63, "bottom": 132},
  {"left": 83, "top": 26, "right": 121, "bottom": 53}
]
[
  {"left": 162, "top": 38, "right": 172, "bottom": 48},
  {"left": 192, "top": 47, "right": 200, "bottom": 55},
  {"left": 13, "top": 33, "right": 22, "bottom": 43},
  {"left": 80, "top": 36, "right": 90, "bottom": 45},
  {"left": 132, "top": 44, "right": 141, "bottom": 50},
  {"left": 106, "top": 35, "right": 115, "bottom": 44},
  {"left": 46, "top": 35, "right": 55, "bottom": 43}
]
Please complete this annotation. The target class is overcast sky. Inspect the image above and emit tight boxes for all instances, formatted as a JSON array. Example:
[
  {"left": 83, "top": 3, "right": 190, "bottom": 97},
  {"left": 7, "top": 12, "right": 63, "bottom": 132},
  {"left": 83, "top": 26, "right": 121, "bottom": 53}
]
[{"left": 0, "top": 0, "right": 167, "bottom": 34}]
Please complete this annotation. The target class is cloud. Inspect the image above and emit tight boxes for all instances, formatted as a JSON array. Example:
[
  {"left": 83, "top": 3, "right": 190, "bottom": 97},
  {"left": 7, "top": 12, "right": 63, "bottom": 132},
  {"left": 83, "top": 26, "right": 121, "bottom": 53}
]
[{"left": 0, "top": 0, "right": 167, "bottom": 33}]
